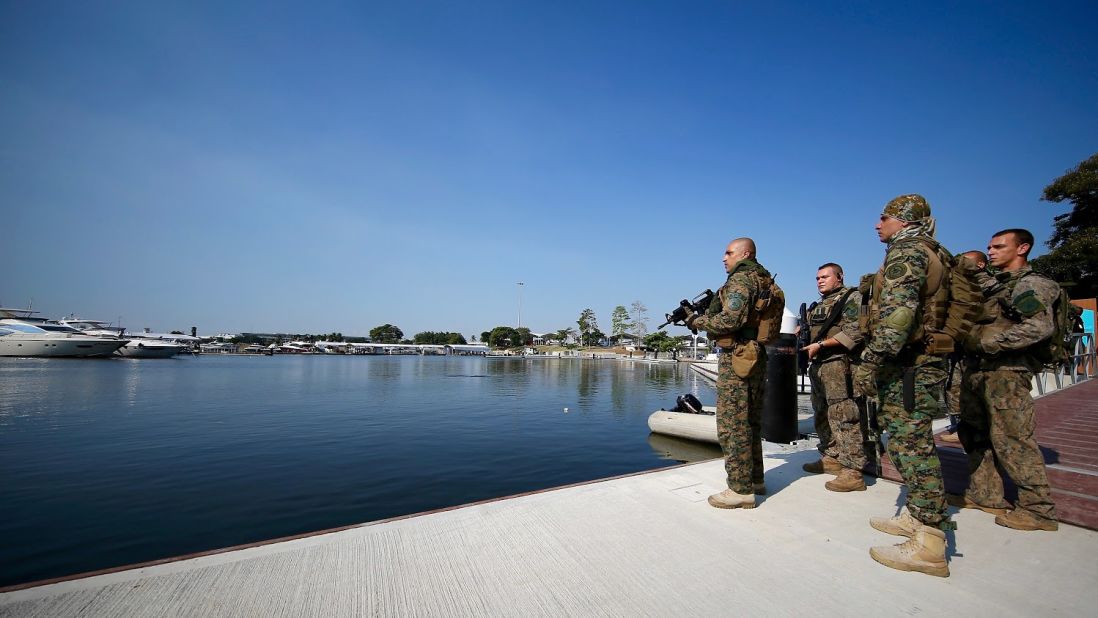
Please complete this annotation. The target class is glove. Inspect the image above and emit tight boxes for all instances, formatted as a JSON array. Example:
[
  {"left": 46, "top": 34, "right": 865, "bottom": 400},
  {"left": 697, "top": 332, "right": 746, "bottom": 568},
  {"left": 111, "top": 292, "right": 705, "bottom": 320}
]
[
  {"left": 684, "top": 312, "right": 702, "bottom": 332},
  {"left": 852, "top": 362, "right": 879, "bottom": 398}
]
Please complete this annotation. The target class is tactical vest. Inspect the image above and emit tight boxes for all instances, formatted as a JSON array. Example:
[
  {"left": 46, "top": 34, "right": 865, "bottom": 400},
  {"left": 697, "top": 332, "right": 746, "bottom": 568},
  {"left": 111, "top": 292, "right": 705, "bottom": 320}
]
[
  {"left": 977, "top": 269, "right": 1074, "bottom": 366},
  {"left": 808, "top": 288, "right": 854, "bottom": 342},
  {"left": 860, "top": 237, "right": 979, "bottom": 355},
  {"left": 809, "top": 287, "right": 855, "bottom": 359},
  {"left": 712, "top": 270, "right": 785, "bottom": 347}
]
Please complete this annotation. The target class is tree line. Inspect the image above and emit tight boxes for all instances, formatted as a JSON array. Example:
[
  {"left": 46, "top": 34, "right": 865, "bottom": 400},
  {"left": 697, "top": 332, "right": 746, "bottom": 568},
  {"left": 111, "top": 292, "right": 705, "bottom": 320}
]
[{"left": 1031, "top": 153, "right": 1097, "bottom": 299}]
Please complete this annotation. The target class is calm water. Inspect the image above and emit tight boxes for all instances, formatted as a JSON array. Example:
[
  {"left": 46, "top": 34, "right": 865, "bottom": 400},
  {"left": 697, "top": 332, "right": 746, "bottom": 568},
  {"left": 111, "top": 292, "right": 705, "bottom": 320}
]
[{"left": 0, "top": 354, "right": 718, "bottom": 587}]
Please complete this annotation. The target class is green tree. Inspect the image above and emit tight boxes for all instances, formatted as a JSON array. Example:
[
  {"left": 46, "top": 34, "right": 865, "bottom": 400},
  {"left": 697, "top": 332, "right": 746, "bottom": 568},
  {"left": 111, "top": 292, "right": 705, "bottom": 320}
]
[
  {"left": 581, "top": 327, "right": 606, "bottom": 347},
  {"left": 413, "top": 331, "right": 448, "bottom": 345},
  {"left": 629, "top": 301, "right": 649, "bottom": 340},
  {"left": 577, "top": 308, "right": 598, "bottom": 346},
  {"left": 1030, "top": 153, "right": 1098, "bottom": 298},
  {"left": 515, "top": 327, "right": 532, "bottom": 346},
  {"left": 369, "top": 324, "right": 404, "bottom": 343},
  {"left": 553, "top": 327, "right": 575, "bottom": 345},
  {"left": 610, "top": 305, "right": 631, "bottom": 344},
  {"left": 643, "top": 330, "right": 681, "bottom": 358},
  {"left": 487, "top": 326, "right": 520, "bottom": 348}
]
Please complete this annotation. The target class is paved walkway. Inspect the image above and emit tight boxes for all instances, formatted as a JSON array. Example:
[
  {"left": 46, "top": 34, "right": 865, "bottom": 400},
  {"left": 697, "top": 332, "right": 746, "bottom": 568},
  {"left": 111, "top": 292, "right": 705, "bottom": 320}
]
[
  {"left": 3, "top": 449, "right": 1096, "bottom": 616},
  {"left": 900, "top": 378, "right": 1098, "bottom": 530}
]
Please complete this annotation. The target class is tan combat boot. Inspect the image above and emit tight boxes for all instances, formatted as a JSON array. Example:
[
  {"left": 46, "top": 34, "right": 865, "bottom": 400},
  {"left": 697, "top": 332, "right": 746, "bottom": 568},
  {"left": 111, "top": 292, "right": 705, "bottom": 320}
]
[
  {"left": 870, "top": 524, "right": 950, "bottom": 577},
  {"left": 753, "top": 482, "right": 767, "bottom": 495},
  {"left": 869, "top": 511, "right": 921, "bottom": 538},
  {"left": 945, "top": 493, "right": 1009, "bottom": 516},
  {"left": 995, "top": 509, "right": 1059, "bottom": 531},
  {"left": 802, "top": 455, "right": 842, "bottom": 475},
  {"left": 825, "top": 468, "right": 867, "bottom": 492},
  {"left": 708, "top": 489, "right": 757, "bottom": 509}
]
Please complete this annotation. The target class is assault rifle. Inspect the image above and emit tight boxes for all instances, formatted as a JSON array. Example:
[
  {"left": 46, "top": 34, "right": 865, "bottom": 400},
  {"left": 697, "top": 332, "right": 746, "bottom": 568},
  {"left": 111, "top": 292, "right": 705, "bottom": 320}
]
[
  {"left": 796, "top": 302, "right": 811, "bottom": 378},
  {"left": 658, "top": 289, "right": 715, "bottom": 332}
]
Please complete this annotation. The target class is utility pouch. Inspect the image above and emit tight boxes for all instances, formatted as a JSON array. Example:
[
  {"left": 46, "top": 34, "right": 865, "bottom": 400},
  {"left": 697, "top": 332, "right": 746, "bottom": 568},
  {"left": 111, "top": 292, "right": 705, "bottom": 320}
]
[
  {"left": 902, "top": 367, "right": 916, "bottom": 413},
  {"left": 923, "top": 332, "right": 956, "bottom": 356},
  {"left": 713, "top": 335, "right": 735, "bottom": 348},
  {"left": 731, "top": 341, "right": 760, "bottom": 378}
]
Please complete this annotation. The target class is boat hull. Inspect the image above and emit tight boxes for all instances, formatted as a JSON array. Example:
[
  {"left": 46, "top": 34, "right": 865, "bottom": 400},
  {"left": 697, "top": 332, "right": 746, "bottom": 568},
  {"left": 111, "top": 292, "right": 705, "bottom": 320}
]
[
  {"left": 116, "top": 341, "right": 183, "bottom": 358},
  {"left": 0, "top": 337, "right": 127, "bottom": 358},
  {"left": 647, "top": 410, "right": 719, "bottom": 444}
]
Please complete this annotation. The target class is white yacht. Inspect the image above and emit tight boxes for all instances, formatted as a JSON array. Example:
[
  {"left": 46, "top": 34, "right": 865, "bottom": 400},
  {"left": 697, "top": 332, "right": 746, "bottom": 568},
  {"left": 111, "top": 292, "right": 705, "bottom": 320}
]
[
  {"left": 58, "top": 317, "right": 125, "bottom": 338},
  {"left": 117, "top": 338, "right": 185, "bottom": 359},
  {"left": 0, "top": 313, "right": 129, "bottom": 358},
  {"left": 59, "top": 318, "right": 186, "bottom": 359}
]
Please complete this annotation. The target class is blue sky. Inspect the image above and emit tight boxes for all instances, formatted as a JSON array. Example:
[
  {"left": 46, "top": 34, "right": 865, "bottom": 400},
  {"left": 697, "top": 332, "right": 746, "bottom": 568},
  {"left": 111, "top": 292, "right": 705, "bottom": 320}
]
[{"left": 2, "top": 1, "right": 1096, "bottom": 339}]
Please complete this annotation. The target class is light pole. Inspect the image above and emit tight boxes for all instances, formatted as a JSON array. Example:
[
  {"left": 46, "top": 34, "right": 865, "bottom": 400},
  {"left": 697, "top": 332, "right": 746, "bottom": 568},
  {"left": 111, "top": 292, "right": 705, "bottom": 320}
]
[{"left": 517, "top": 282, "right": 524, "bottom": 328}]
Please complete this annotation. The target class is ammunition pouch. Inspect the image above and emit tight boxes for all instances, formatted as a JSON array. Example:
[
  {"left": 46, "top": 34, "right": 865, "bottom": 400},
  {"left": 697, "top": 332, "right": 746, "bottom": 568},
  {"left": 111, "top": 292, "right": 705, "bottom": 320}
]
[
  {"left": 923, "top": 331, "right": 955, "bottom": 356},
  {"left": 730, "top": 340, "right": 761, "bottom": 378}
]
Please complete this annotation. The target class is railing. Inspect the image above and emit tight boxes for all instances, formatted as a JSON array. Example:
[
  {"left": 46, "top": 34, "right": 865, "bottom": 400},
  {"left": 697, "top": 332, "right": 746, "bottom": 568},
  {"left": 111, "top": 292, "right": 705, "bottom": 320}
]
[{"left": 1033, "top": 332, "right": 1097, "bottom": 397}]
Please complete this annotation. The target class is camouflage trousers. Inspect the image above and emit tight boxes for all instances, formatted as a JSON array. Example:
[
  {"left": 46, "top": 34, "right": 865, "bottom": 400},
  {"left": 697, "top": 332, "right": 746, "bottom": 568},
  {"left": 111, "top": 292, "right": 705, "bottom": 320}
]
[
  {"left": 876, "top": 359, "right": 955, "bottom": 530},
  {"left": 716, "top": 346, "right": 767, "bottom": 494},
  {"left": 809, "top": 357, "right": 868, "bottom": 471},
  {"left": 958, "top": 369, "right": 1057, "bottom": 521},
  {"left": 945, "top": 358, "right": 966, "bottom": 418}
]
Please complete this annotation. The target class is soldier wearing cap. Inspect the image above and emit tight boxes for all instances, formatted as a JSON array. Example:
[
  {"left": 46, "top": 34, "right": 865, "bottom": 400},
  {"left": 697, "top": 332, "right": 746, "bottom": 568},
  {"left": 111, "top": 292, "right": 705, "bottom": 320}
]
[{"left": 853, "top": 194, "right": 955, "bottom": 577}]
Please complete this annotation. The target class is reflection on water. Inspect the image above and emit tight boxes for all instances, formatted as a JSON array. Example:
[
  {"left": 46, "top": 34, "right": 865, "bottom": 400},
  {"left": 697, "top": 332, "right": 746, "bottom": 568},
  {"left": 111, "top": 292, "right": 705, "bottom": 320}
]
[
  {"left": 0, "top": 355, "right": 714, "bottom": 587},
  {"left": 646, "top": 432, "right": 724, "bottom": 463}
]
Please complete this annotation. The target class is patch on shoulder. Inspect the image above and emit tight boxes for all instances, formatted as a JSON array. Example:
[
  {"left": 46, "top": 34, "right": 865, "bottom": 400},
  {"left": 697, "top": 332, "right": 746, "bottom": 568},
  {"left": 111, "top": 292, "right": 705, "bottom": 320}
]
[
  {"left": 1013, "top": 289, "right": 1045, "bottom": 318},
  {"left": 885, "top": 262, "right": 910, "bottom": 281},
  {"left": 843, "top": 301, "right": 859, "bottom": 320},
  {"left": 727, "top": 293, "right": 746, "bottom": 311},
  {"left": 883, "top": 307, "right": 915, "bottom": 332}
]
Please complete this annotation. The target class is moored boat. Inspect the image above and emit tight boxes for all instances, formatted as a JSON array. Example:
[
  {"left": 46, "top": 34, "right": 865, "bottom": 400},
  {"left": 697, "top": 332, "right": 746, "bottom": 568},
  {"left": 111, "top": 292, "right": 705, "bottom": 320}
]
[{"left": 0, "top": 314, "right": 128, "bottom": 358}]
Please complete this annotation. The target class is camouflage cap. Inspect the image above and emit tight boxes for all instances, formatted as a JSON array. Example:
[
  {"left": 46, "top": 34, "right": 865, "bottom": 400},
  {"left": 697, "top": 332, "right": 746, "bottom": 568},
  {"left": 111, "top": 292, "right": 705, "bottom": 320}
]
[{"left": 881, "top": 194, "right": 931, "bottom": 222}]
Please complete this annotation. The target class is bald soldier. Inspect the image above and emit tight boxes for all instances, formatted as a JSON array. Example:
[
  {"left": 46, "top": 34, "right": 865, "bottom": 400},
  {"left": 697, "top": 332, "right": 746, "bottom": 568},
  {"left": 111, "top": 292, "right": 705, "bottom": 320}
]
[
  {"left": 688, "top": 238, "right": 775, "bottom": 509},
  {"left": 853, "top": 195, "right": 955, "bottom": 577}
]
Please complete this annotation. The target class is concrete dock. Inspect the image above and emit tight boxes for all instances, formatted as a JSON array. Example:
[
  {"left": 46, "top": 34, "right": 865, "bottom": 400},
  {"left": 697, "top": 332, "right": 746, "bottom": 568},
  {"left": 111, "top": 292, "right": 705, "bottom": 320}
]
[{"left": 3, "top": 447, "right": 1097, "bottom": 617}]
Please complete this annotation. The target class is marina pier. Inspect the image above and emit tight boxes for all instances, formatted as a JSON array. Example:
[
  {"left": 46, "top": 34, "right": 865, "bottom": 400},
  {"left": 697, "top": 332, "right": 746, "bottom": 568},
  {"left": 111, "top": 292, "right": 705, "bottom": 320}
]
[{"left": 4, "top": 382, "right": 1098, "bottom": 615}]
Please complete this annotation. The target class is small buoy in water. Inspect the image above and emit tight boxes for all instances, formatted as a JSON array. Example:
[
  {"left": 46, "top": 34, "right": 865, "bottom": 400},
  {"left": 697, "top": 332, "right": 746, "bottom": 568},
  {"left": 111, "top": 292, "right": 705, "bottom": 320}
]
[{"left": 564, "top": 407, "right": 569, "bottom": 413}]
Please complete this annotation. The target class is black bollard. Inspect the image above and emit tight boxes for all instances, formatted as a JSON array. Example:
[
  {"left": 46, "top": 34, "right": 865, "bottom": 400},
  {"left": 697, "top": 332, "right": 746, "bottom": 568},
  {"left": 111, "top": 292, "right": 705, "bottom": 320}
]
[{"left": 762, "top": 333, "right": 798, "bottom": 443}]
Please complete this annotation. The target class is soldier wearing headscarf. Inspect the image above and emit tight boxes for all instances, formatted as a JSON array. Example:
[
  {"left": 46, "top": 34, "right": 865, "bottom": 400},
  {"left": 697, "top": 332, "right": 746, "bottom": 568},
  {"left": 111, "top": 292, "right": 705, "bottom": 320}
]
[{"left": 853, "top": 194, "right": 955, "bottom": 577}]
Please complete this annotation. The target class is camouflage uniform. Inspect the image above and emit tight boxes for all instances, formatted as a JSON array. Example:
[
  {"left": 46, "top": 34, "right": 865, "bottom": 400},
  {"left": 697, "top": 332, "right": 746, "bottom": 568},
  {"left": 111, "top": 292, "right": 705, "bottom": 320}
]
[
  {"left": 957, "top": 266, "right": 1059, "bottom": 521},
  {"left": 808, "top": 286, "right": 868, "bottom": 471},
  {"left": 945, "top": 361, "right": 964, "bottom": 419},
  {"left": 855, "top": 196, "right": 954, "bottom": 531},
  {"left": 693, "top": 259, "right": 772, "bottom": 494}
]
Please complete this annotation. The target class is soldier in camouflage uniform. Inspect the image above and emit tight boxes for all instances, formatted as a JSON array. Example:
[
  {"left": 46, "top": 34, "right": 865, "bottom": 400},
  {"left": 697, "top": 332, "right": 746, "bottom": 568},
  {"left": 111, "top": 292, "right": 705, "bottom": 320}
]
[
  {"left": 800, "top": 263, "right": 869, "bottom": 492},
  {"left": 689, "top": 238, "right": 772, "bottom": 510},
  {"left": 852, "top": 194, "right": 954, "bottom": 578},
  {"left": 950, "top": 229, "right": 1059, "bottom": 531},
  {"left": 941, "top": 251, "right": 989, "bottom": 446}
]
